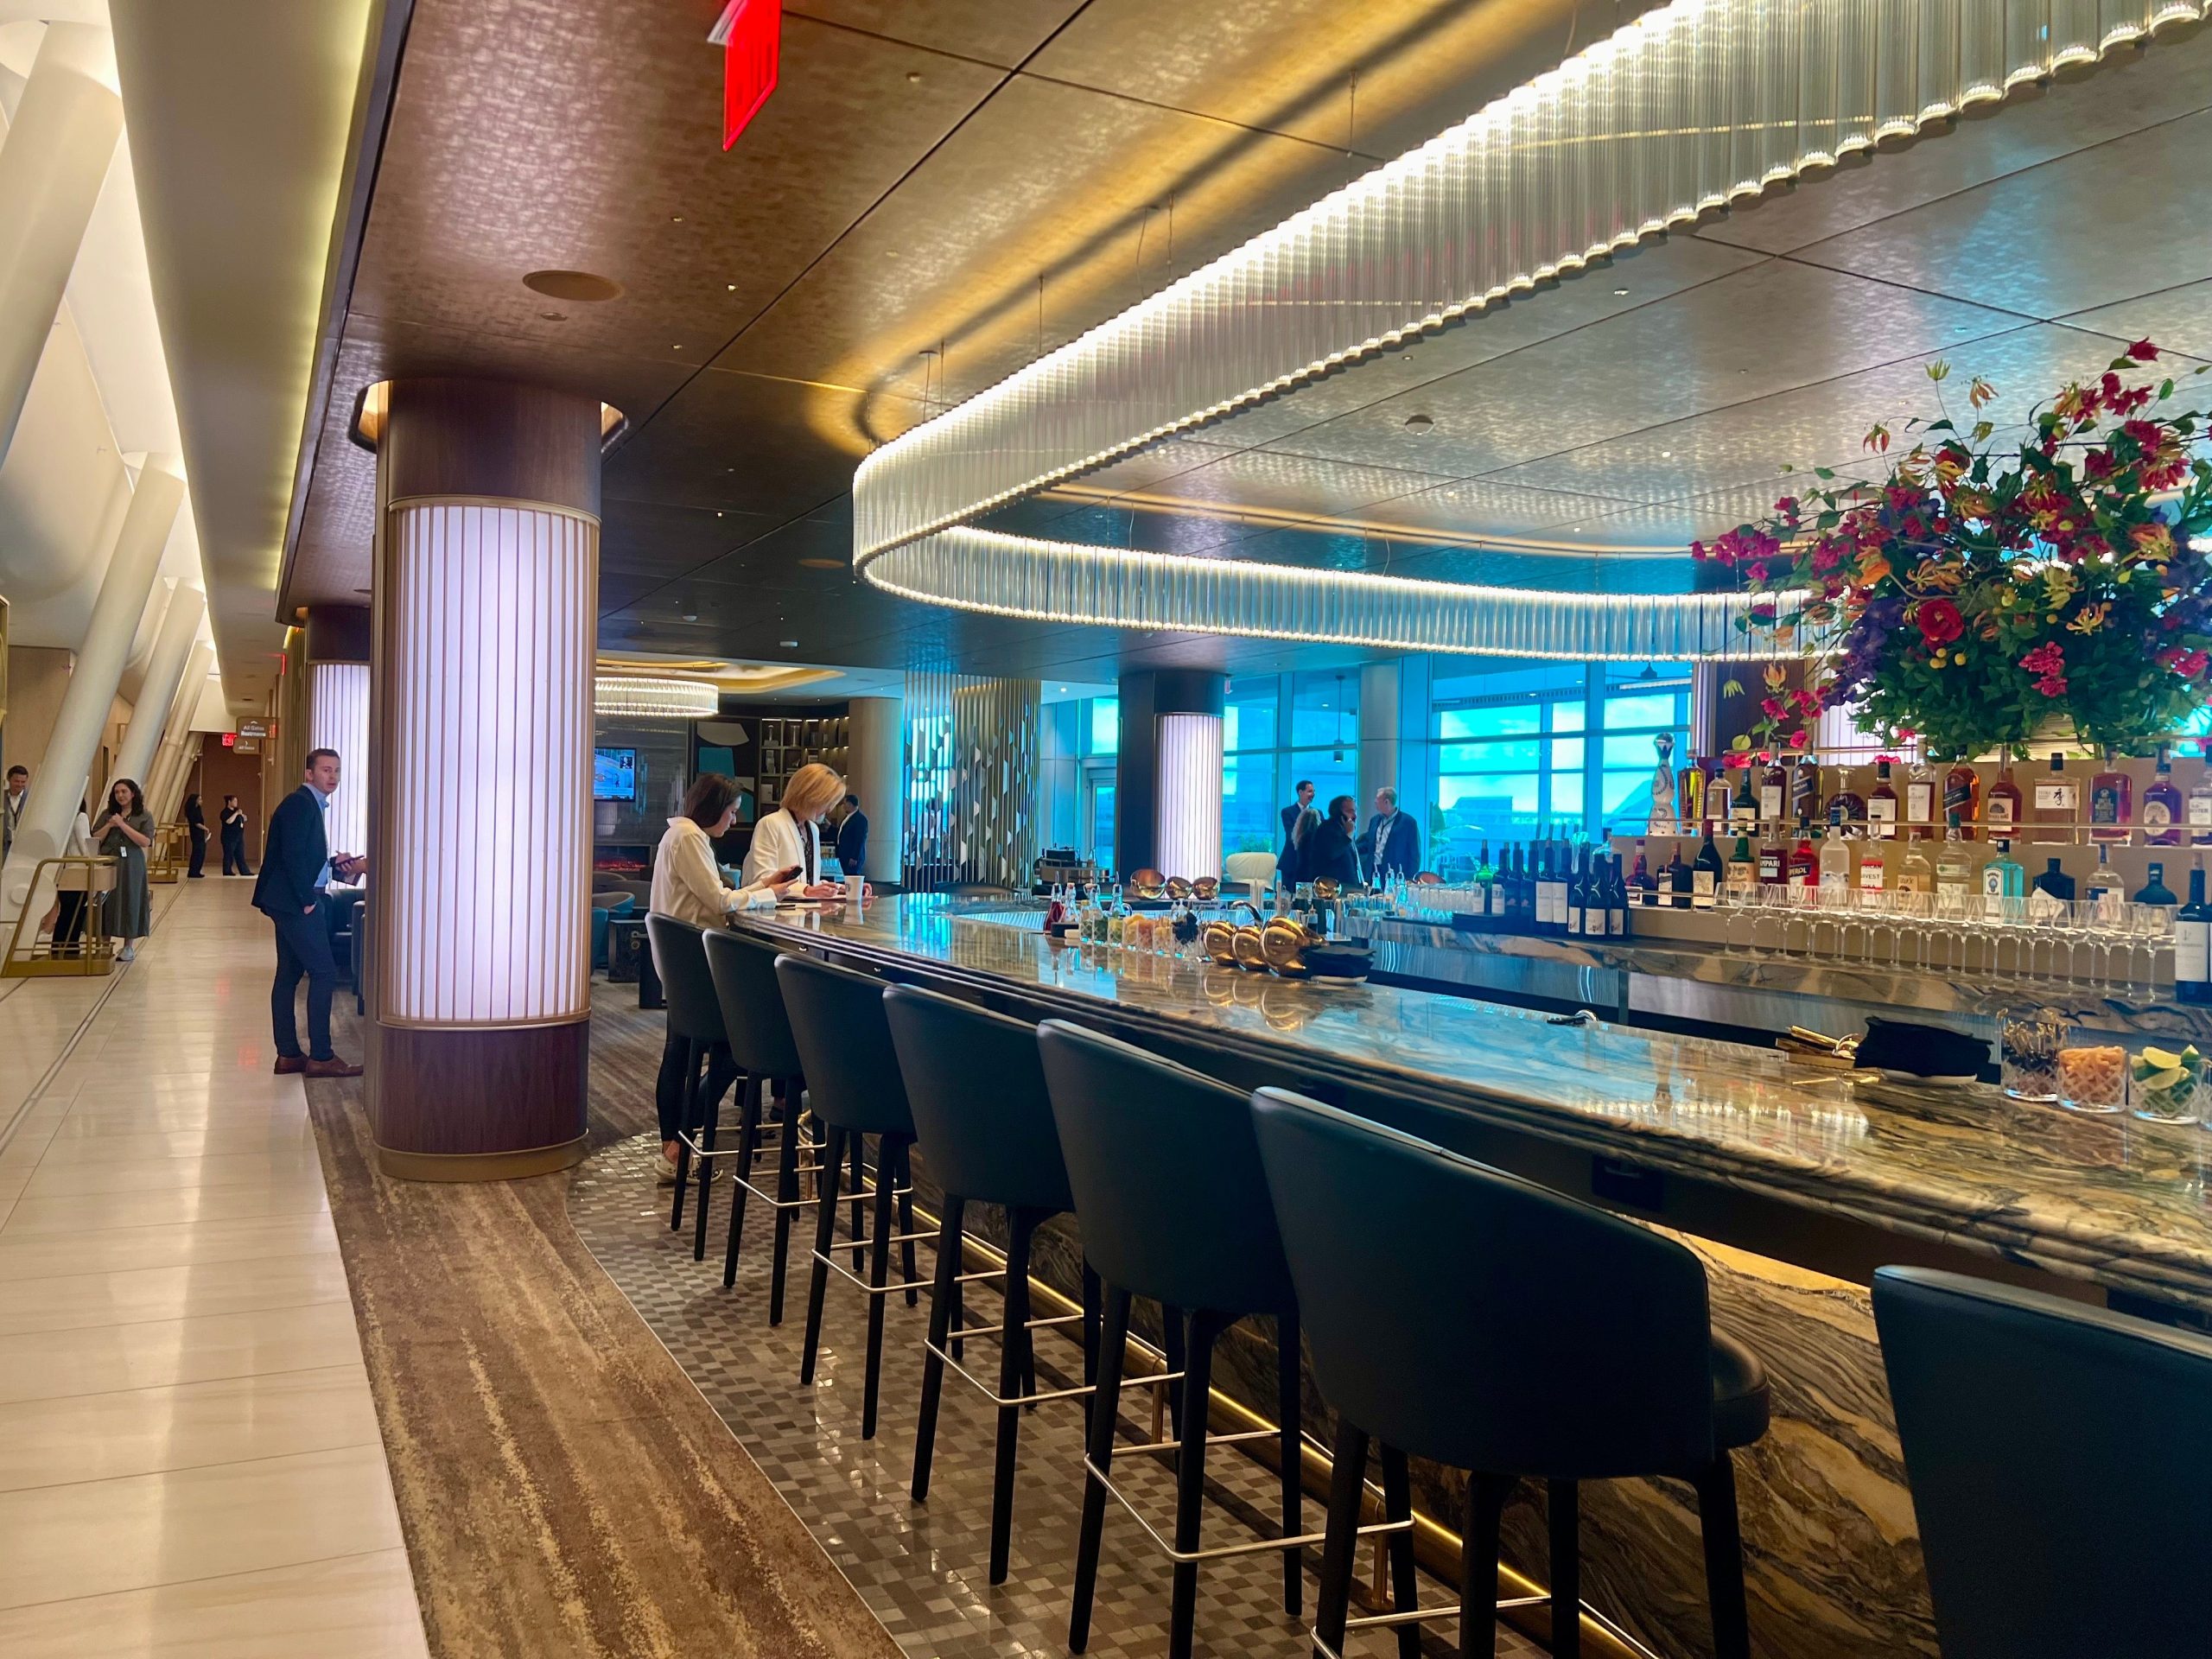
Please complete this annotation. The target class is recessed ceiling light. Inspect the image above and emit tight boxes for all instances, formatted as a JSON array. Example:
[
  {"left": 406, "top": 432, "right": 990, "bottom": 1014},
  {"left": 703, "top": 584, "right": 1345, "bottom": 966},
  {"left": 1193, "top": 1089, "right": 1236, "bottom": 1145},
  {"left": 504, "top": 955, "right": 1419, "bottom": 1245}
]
[
  {"left": 779, "top": 639, "right": 799, "bottom": 649},
  {"left": 1661, "top": 450, "right": 1673, "bottom": 458},
  {"left": 671, "top": 214, "right": 684, "bottom": 223},
  {"left": 906, "top": 70, "right": 922, "bottom": 83},
  {"left": 1402, "top": 414, "right": 1434, "bottom": 435},
  {"left": 540, "top": 311, "right": 566, "bottom": 321},
  {"left": 672, "top": 343, "right": 683, "bottom": 350},
  {"left": 798, "top": 556, "right": 842, "bottom": 569},
  {"left": 682, "top": 612, "right": 698, "bottom": 621},
  {"left": 523, "top": 269, "right": 623, "bottom": 302},
  {"left": 726, "top": 283, "right": 736, "bottom": 291},
  {"left": 1613, "top": 287, "right": 1629, "bottom": 296}
]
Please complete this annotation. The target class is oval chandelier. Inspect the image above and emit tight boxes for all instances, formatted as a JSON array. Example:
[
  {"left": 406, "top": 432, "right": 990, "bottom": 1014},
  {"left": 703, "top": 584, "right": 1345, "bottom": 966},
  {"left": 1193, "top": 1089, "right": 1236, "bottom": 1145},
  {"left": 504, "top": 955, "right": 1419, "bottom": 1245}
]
[
  {"left": 593, "top": 675, "right": 718, "bottom": 718},
  {"left": 852, "top": 0, "right": 2208, "bottom": 660}
]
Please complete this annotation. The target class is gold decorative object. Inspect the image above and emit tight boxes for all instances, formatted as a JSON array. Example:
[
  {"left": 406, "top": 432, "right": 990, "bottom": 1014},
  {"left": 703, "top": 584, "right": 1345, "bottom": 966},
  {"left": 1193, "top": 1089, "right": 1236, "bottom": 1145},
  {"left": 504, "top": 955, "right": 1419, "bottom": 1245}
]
[
  {"left": 1127, "top": 868, "right": 1166, "bottom": 899},
  {"left": 1199, "top": 918, "right": 1240, "bottom": 966},
  {"left": 1261, "top": 913, "right": 1324, "bottom": 976},
  {"left": 1230, "top": 925, "right": 1268, "bottom": 971},
  {"left": 1164, "top": 876, "right": 1192, "bottom": 900},
  {"left": 1190, "top": 876, "right": 1219, "bottom": 902}
]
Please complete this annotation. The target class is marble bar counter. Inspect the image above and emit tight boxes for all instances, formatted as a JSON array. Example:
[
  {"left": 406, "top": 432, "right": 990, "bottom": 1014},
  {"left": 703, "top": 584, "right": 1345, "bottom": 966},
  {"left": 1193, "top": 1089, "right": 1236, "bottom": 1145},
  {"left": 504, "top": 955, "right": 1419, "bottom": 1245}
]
[
  {"left": 1345, "top": 913, "right": 2212, "bottom": 1052},
  {"left": 733, "top": 894, "right": 2212, "bottom": 1659}
]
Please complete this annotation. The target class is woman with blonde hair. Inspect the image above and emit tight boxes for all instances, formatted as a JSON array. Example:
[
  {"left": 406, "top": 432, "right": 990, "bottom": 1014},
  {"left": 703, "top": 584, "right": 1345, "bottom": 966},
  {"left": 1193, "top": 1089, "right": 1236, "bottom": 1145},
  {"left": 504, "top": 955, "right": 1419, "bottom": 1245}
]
[{"left": 743, "top": 760, "right": 861, "bottom": 899}]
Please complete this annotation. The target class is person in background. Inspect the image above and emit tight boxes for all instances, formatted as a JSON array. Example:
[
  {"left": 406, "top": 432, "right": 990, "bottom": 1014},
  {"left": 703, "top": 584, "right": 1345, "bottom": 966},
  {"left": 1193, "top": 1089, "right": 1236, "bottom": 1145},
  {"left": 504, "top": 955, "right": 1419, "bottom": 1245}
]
[
  {"left": 219, "top": 794, "right": 252, "bottom": 875},
  {"left": 745, "top": 761, "right": 865, "bottom": 899},
  {"left": 254, "top": 748, "right": 365, "bottom": 1078},
  {"left": 184, "top": 792, "right": 208, "bottom": 879},
  {"left": 1357, "top": 785, "right": 1421, "bottom": 885},
  {"left": 647, "top": 772, "right": 800, "bottom": 1184},
  {"left": 3, "top": 764, "right": 25, "bottom": 856},
  {"left": 93, "top": 779, "right": 156, "bottom": 961},
  {"left": 1278, "top": 779, "right": 1314, "bottom": 878},
  {"left": 1302, "top": 792, "right": 1363, "bottom": 888},
  {"left": 834, "top": 791, "right": 868, "bottom": 881}
]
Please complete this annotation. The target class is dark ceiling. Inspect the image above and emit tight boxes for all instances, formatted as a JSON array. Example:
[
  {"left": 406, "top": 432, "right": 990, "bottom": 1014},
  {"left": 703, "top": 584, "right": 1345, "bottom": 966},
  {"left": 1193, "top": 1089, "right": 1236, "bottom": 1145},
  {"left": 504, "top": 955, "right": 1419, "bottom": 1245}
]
[{"left": 276, "top": 0, "right": 1630, "bottom": 683}]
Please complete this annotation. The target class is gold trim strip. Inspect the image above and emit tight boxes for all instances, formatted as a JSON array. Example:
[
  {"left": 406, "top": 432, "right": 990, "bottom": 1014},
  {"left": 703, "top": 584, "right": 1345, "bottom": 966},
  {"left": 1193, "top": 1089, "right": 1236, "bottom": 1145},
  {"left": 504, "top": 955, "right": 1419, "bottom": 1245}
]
[
  {"left": 372, "top": 1013, "right": 592, "bottom": 1033},
  {"left": 376, "top": 1135, "right": 587, "bottom": 1184},
  {"left": 386, "top": 493, "right": 602, "bottom": 528}
]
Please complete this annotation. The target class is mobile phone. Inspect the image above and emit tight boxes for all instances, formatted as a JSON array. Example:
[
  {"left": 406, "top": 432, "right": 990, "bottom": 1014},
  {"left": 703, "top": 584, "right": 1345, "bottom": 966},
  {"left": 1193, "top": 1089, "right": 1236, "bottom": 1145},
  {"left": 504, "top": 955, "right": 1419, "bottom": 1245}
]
[{"left": 772, "top": 864, "right": 804, "bottom": 885}]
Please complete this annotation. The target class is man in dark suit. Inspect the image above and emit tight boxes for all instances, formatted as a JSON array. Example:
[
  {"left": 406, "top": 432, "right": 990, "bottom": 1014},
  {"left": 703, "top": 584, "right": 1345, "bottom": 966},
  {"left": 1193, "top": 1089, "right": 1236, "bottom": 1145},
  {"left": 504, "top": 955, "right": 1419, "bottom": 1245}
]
[
  {"left": 255, "top": 747, "right": 364, "bottom": 1077},
  {"left": 1278, "top": 778, "right": 1314, "bottom": 877},
  {"left": 834, "top": 791, "right": 868, "bottom": 880},
  {"left": 1357, "top": 785, "right": 1421, "bottom": 885}
]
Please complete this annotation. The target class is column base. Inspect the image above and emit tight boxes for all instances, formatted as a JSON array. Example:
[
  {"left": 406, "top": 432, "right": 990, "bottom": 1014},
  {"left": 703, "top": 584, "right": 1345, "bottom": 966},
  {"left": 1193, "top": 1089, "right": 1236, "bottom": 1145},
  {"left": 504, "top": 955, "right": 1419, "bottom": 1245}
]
[
  {"left": 369, "top": 1016, "right": 589, "bottom": 1181},
  {"left": 374, "top": 1136, "right": 588, "bottom": 1183}
]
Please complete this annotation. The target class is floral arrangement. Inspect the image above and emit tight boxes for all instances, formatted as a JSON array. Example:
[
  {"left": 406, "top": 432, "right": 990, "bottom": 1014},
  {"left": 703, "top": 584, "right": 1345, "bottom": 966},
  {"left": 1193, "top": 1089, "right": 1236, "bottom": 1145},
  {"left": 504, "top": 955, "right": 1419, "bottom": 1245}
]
[{"left": 1696, "top": 341, "right": 2212, "bottom": 762}]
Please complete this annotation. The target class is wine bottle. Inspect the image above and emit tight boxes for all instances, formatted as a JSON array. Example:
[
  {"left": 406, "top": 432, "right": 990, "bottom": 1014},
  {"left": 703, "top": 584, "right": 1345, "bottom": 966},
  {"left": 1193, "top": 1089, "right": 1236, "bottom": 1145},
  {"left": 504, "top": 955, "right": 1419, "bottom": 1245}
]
[
  {"left": 1868, "top": 759, "right": 1899, "bottom": 840},
  {"left": 2177, "top": 861, "right": 2211, "bottom": 1006},
  {"left": 2135, "top": 860, "right": 2177, "bottom": 909},
  {"left": 1693, "top": 828, "right": 1723, "bottom": 909}
]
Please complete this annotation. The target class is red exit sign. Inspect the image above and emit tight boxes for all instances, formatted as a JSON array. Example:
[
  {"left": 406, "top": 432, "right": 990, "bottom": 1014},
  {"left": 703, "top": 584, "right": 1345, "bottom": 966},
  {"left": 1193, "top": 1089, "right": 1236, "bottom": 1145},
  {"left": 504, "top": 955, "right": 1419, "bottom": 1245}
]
[{"left": 709, "top": 0, "right": 781, "bottom": 150}]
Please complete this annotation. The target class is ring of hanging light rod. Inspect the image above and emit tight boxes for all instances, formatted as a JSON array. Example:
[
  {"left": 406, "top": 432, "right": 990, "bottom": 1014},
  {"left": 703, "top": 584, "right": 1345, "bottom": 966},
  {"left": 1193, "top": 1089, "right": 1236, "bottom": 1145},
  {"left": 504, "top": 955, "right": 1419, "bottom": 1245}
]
[
  {"left": 593, "top": 675, "right": 720, "bottom": 718},
  {"left": 849, "top": 0, "right": 2208, "bottom": 660}
]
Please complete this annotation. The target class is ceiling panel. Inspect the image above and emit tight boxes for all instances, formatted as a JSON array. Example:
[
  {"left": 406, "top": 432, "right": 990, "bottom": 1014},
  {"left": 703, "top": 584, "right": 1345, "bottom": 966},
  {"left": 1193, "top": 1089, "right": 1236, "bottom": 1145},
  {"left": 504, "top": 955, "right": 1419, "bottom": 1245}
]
[
  {"left": 2063, "top": 279, "right": 2212, "bottom": 362},
  {"left": 1255, "top": 260, "right": 2020, "bottom": 480},
  {"left": 1799, "top": 108, "right": 2212, "bottom": 323},
  {"left": 600, "top": 499, "right": 783, "bottom": 582},
  {"left": 790, "top": 1, "right": 1088, "bottom": 67},
  {"left": 603, "top": 366, "right": 925, "bottom": 518}
]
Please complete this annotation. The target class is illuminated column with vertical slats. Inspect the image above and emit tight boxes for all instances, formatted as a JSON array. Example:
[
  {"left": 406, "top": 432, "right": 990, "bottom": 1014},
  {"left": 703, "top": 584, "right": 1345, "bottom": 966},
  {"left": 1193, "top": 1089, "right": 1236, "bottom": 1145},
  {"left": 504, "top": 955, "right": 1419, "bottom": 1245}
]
[
  {"left": 303, "top": 606, "right": 372, "bottom": 861},
  {"left": 365, "top": 378, "right": 604, "bottom": 1181},
  {"left": 1155, "top": 714, "right": 1224, "bottom": 881}
]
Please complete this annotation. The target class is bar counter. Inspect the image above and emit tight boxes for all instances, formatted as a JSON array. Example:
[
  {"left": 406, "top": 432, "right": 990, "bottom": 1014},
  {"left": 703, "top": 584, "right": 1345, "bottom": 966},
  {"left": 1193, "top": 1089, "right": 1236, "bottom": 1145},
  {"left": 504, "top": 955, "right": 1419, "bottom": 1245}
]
[{"left": 733, "top": 894, "right": 2212, "bottom": 1659}]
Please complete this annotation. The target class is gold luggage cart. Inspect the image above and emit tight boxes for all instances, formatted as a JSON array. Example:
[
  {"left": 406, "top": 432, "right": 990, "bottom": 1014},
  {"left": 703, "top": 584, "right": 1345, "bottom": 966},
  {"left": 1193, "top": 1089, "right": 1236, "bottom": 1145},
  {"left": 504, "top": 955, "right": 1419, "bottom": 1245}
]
[{"left": 148, "top": 823, "right": 187, "bottom": 883}]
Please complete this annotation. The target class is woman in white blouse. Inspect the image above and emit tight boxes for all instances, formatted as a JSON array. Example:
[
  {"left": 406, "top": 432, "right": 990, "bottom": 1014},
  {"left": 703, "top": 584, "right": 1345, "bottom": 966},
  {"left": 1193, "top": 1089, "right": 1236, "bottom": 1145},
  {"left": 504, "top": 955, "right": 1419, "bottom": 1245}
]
[
  {"left": 648, "top": 773, "right": 798, "bottom": 1180},
  {"left": 743, "top": 761, "right": 857, "bottom": 898}
]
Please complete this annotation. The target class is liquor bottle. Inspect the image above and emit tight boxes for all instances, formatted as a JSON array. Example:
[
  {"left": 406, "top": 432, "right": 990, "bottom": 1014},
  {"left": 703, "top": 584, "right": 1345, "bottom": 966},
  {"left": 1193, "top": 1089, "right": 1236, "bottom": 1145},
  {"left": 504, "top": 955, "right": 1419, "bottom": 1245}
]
[
  {"left": 2135, "top": 860, "right": 2177, "bottom": 910},
  {"left": 1731, "top": 765, "right": 1758, "bottom": 832},
  {"left": 1859, "top": 835, "right": 1887, "bottom": 892},
  {"left": 1935, "top": 816, "right": 1974, "bottom": 900},
  {"left": 2084, "top": 842, "right": 2121, "bottom": 920},
  {"left": 1606, "top": 856, "right": 1630, "bottom": 938},
  {"left": 1758, "top": 754, "right": 1787, "bottom": 825},
  {"left": 2088, "top": 748, "right": 2133, "bottom": 845},
  {"left": 1693, "top": 827, "right": 1723, "bottom": 909},
  {"left": 1984, "top": 748, "right": 2023, "bottom": 836},
  {"left": 2143, "top": 746, "right": 2183, "bottom": 847},
  {"left": 1666, "top": 840, "right": 1694, "bottom": 909},
  {"left": 1980, "top": 838, "right": 2024, "bottom": 917},
  {"left": 1868, "top": 759, "right": 1899, "bottom": 839},
  {"left": 1905, "top": 757, "right": 1936, "bottom": 830},
  {"left": 1758, "top": 835, "right": 1785, "bottom": 886},
  {"left": 2190, "top": 762, "right": 2212, "bottom": 847},
  {"left": 2177, "top": 861, "right": 2211, "bottom": 1006},
  {"left": 1566, "top": 846, "right": 1586, "bottom": 937},
  {"left": 1678, "top": 760, "right": 1704, "bottom": 831},
  {"left": 1942, "top": 760, "right": 1980, "bottom": 840},
  {"left": 1585, "top": 855, "right": 1611, "bottom": 938},
  {"left": 1727, "top": 834, "right": 1758, "bottom": 897},
  {"left": 1897, "top": 832, "right": 1934, "bottom": 895},
  {"left": 2031, "top": 857, "right": 2075, "bottom": 902},
  {"left": 1630, "top": 841, "right": 1652, "bottom": 907},
  {"left": 1827, "top": 774, "right": 1867, "bottom": 826},
  {"left": 1790, "top": 834, "right": 1818, "bottom": 887},
  {"left": 1819, "top": 826, "right": 1852, "bottom": 889},
  {"left": 1789, "top": 754, "right": 1821, "bottom": 827},
  {"left": 2033, "top": 751, "right": 2078, "bottom": 843}
]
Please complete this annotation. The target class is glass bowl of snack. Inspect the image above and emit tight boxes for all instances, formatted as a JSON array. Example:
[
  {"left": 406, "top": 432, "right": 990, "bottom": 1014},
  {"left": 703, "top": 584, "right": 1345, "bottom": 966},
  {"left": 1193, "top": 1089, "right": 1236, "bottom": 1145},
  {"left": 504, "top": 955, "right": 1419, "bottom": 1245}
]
[
  {"left": 2130, "top": 1045, "right": 2203, "bottom": 1125},
  {"left": 2056, "top": 1043, "right": 2127, "bottom": 1115},
  {"left": 2000, "top": 1017, "right": 2063, "bottom": 1103}
]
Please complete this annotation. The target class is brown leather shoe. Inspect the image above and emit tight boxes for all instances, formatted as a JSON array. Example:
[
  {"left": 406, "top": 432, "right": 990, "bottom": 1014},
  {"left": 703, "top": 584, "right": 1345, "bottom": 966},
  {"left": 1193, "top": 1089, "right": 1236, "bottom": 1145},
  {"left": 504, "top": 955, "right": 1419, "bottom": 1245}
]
[
  {"left": 273, "top": 1055, "right": 307, "bottom": 1076},
  {"left": 302, "top": 1057, "right": 364, "bottom": 1079}
]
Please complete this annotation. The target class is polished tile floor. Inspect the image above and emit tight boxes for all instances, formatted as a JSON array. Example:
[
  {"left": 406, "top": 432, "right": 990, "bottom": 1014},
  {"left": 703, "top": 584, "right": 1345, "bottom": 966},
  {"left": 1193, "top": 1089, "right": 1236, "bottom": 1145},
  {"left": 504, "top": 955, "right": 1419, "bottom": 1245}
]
[{"left": 0, "top": 880, "right": 429, "bottom": 1657}]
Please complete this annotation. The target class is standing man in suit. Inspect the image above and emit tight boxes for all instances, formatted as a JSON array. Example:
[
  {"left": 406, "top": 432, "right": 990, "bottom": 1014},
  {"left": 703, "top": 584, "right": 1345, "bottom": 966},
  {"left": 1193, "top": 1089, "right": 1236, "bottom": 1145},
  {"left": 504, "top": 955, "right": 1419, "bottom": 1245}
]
[
  {"left": 255, "top": 748, "right": 365, "bottom": 1077},
  {"left": 1278, "top": 779, "right": 1314, "bottom": 878},
  {"left": 1357, "top": 785, "right": 1421, "bottom": 886},
  {"left": 834, "top": 791, "right": 868, "bottom": 882},
  {"left": 2, "top": 766, "right": 25, "bottom": 857}
]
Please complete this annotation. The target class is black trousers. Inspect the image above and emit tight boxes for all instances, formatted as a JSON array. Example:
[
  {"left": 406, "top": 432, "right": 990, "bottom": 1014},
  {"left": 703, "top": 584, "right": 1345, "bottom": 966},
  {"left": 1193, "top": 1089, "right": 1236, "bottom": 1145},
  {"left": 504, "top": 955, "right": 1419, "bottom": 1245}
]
[
  {"left": 188, "top": 826, "right": 207, "bottom": 877},
  {"left": 270, "top": 904, "right": 339, "bottom": 1061},
  {"left": 655, "top": 1029, "right": 737, "bottom": 1144},
  {"left": 221, "top": 830, "right": 251, "bottom": 874}
]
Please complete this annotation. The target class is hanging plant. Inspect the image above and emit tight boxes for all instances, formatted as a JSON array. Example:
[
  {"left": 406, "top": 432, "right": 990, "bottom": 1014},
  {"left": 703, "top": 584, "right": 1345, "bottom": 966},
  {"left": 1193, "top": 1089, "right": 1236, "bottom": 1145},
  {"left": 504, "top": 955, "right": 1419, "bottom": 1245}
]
[{"left": 1700, "top": 342, "right": 2212, "bottom": 762}]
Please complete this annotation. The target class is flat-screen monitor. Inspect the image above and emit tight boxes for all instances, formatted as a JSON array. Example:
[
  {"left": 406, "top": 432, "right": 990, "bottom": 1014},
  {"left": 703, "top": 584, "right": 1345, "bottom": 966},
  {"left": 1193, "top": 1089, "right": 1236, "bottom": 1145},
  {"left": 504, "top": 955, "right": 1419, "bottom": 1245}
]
[{"left": 594, "top": 747, "right": 638, "bottom": 802}]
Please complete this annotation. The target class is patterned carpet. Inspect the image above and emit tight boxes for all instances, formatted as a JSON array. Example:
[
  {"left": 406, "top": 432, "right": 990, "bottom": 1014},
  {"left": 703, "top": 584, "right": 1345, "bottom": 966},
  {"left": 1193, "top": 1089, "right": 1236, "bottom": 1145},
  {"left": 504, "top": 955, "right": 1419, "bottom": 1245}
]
[{"left": 303, "top": 991, "right": 900, "bottom": 1659}]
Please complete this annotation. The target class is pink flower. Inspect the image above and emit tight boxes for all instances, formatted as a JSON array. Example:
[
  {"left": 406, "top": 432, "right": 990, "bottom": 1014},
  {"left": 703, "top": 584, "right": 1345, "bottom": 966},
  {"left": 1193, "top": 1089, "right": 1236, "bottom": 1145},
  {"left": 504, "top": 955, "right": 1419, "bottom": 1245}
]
[
  {"left": 2019, "top": 641, "right": 2066, "bottom": 677},
  {"left": 2128, "top": 338, "right": 2160, "bottom": 362},
  {"left": 1787, "top": 728, "right": 1808, "bottom": 750},
  {"left": 1916, "top": 599, "right": 1964, "bottom": 648},
  {"left": 1811, "top": 543, "right": 1842, "bottom": 573},
  {"left": 1760, "top": 696, "right": 1788, "bottom": 721},
  {"left": 2034, "top": 674, "right": 2069, "bottom": 698}
]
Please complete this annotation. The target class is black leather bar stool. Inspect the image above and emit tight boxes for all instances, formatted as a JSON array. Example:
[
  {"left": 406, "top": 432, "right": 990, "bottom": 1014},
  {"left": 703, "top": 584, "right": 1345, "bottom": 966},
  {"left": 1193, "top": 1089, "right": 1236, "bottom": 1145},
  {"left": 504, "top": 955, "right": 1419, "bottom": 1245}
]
[
  {"left": 778, "top": 952, "right": 923, "bottom": 1440},
  {"left": 644, "top": 914, "right": 735, "bottom": 1257},
  {"left": 1035, "top": 1019, "right": 1306, "bottom": 1659},
  {"left": 1872, "top": 1265, "right": 2212, "bottom": 1659},
  {"left": 1249, "top": 1087, "right": 1769, "bottom": 1659},
  {"left": 698, "top": 926, "right": 821, "bottom": 1313},
  {"left": 883, "top": 982, "right": 1100, "bottom": 1585}
]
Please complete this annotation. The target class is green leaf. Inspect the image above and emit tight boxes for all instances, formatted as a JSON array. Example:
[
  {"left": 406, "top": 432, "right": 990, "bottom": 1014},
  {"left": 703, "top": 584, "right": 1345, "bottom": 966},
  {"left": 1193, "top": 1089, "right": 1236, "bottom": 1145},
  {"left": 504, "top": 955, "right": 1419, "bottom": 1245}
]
[
  {"left": 1720, "top": 678, "right": 1745, "bottom": 699},
  {"left": 1814, "top": 467, "right": 1835, "bottom": 480}
]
